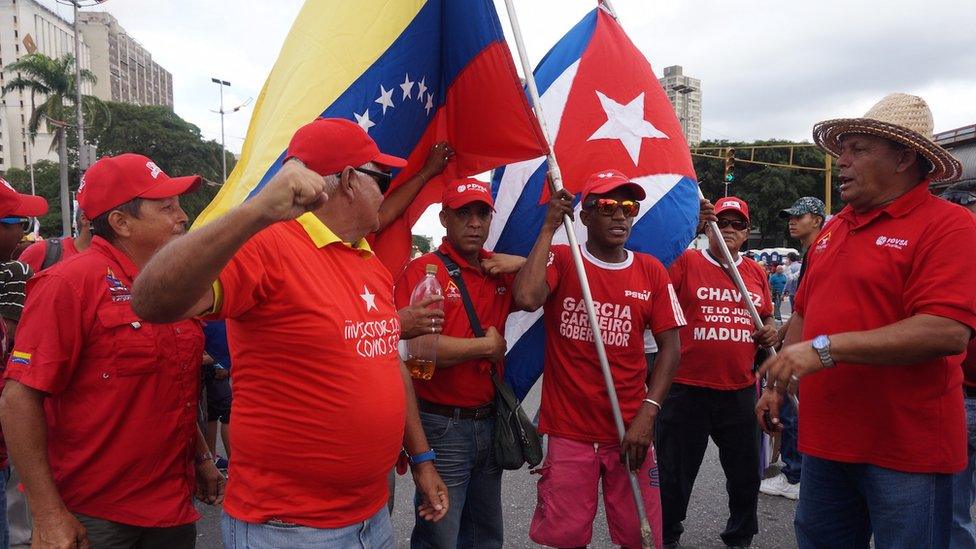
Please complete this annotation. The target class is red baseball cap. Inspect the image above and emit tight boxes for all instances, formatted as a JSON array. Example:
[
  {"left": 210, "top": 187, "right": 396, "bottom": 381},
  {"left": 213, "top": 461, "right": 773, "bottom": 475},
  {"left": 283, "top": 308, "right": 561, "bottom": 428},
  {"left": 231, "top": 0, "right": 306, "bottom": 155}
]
[
  {"left": 285, "top": 117, "right": 407, "bottom": 176},
  {"left": 580, "top": 169, "right": 646, "bottom": 205},
  {"left": 0, "top": 178, "right": 48, "bottom": 218},
  {"left": 443, "top": 178, "right": 495, "bottom": 210},
  {"left": 77, "top": 154, "right": 202, "bottom": 219},
  {"left": 714, "top": 196, "right": 750, "bottom": 222}
]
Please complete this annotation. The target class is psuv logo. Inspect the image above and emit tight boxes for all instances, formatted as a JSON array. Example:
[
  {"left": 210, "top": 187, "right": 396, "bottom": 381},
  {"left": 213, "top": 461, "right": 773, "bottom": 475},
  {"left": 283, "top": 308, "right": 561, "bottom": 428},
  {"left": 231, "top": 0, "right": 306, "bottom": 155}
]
[
  {"left": 719, "top": 199, "right": 741, "bottom": 210},
  {"left": 146, "top": 161, "right": 163, "bottom": 179},
  {"left": 624, "top": 289, "right": 651, "bottom": 301},
  {"left": 875, "top": 236, "right": 909, "bottom": 250}
]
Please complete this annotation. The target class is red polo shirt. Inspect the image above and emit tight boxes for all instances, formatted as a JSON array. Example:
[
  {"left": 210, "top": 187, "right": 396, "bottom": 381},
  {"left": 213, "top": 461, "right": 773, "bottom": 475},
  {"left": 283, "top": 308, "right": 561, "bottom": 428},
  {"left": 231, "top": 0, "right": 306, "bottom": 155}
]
[
  {"left": 5, "top": 237, "right": 203, "bottom": 527},
  {"left": 539, "top": 245, "right": 685, "bottom": 443},
  {"left": 394, "top": 240, "right": 515, "bottom": 408},
  {"left": 795, "top": 181, "right": 976, "bottom": 473},
  {"left": 211, "top": 213, "right": 405, "bottom": 528},
  {"left": 669, "top": 249, "right": 773, "bottom": 390}
]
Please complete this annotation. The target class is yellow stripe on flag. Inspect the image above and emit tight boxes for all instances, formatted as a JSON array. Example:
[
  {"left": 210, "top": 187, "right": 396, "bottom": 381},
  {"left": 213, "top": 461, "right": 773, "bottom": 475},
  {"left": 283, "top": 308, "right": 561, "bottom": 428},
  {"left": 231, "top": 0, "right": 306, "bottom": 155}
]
[{"left": 194, "top": 0, "right": 426, "bottom": 227}]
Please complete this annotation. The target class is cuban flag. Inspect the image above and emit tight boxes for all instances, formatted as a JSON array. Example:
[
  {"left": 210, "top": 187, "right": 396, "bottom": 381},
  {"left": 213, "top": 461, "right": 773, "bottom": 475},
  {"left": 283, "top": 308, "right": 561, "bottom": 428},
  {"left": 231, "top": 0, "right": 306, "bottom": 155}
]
[
  {"left": 491, "top": 7, "right": 700, "bottom": 399},
  {"left": 195, "top": 0, "right": 547, "bottom": 275}
]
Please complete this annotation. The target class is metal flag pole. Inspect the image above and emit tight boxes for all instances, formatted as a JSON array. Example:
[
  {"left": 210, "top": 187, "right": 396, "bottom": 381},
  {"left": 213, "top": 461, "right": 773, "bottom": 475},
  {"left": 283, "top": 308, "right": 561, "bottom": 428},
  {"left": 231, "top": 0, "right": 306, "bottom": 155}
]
[
  {"left": 695, "top": 187, "right": 799, "bottom": 410},
  {"left": 502, "top": 1, "right": 655, "bottom": 547}
]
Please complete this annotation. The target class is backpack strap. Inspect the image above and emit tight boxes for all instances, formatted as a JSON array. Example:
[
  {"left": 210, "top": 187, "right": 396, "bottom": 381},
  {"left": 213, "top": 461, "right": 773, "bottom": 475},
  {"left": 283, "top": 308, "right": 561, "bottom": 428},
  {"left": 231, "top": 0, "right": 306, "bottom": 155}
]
[
  {"left": 432, "top": 250, "right": 485, "bottom": 337},
  {"left": 41, "top": 238, "right": 63, "bottom": 270}
]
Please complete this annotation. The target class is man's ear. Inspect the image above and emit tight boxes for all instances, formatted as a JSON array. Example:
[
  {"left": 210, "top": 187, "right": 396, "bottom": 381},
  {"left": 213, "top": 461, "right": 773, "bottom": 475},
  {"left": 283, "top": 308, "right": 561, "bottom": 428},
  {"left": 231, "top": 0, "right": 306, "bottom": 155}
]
[
  {"left": 107, "top": 210, "right": 131, "bottom": 238},
  {"left": 894, "top": 147, "right": 920, "bottom": 176},
  {"left": 337, "top": 167, "right": 357, "bottom": 199},
  {"left": 439, "top": 209, "right": 448, "bottom": 229},
  {"left": 579, "top": 207, "right": 591, "bottom": 228}
]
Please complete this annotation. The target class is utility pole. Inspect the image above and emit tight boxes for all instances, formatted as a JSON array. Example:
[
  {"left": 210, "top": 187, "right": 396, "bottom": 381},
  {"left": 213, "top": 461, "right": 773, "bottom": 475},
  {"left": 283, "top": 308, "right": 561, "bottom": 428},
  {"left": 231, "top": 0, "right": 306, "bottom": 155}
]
[{"left": 211, "top": 78, "right": 231, "bottom": 183}]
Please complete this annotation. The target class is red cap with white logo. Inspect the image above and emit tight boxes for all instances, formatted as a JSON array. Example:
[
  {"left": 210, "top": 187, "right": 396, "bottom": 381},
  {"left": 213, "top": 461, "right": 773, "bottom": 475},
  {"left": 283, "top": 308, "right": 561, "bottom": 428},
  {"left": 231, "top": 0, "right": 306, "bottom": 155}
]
[
  {"left": 714, "top": 196, "right": 750, "bottom": 222},
  {"left": 580, "top": 169, "right": 646, "bottom": 205},
  {"left": 442, "top": 178, "right": 495, "bottom": 210},
  {"left": 0, "top": 178, "right": 48, "bottom": 218},
  {"left": 285, "top": 118, "right": 407, "bottom": 176},
  {"left": 78, "top": 154, "right": 202, "bottom": 218}
]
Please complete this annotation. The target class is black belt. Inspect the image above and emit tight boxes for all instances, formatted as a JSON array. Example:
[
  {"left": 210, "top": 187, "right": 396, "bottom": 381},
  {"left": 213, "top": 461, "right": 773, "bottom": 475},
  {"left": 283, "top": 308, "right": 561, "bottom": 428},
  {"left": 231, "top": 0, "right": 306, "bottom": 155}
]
[
  {"left": 418, "top": 399, "right": 495, "bottom": 420},
  {"left": 966, "top": 386, "right": 976, "bottom": 399}
]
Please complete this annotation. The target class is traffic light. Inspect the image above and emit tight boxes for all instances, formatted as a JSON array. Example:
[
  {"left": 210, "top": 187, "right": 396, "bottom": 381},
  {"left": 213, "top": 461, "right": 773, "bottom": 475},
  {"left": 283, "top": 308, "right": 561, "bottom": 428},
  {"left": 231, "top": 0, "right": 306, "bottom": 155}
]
[{"left": 724, "top": 148, "right": 735, "bottom": 183}]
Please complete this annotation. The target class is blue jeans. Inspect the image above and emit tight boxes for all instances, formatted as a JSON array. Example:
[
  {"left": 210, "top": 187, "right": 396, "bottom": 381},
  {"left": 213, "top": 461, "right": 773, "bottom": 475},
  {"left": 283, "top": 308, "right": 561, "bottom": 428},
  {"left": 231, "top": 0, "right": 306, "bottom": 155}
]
[
  {"left": 780, "top": 393, "right": 802, "bottom": 484},
  {"left": 795, "top": 454, "right": 953, "bottom": 548},
  {"left": 772, "top": 292, "right": 784, "bottom": 320},
  {"left": 951, "top": 397, "right": 976, "bottom": 548},
  {"left": 221, "top": 507, "right": 393, "bottom": 549},
  {"left": 410, "top": 411, "right": 503, "bottom": 548},
  {"left": 0, "top": 466, "right": 8, "bottom": 549}
]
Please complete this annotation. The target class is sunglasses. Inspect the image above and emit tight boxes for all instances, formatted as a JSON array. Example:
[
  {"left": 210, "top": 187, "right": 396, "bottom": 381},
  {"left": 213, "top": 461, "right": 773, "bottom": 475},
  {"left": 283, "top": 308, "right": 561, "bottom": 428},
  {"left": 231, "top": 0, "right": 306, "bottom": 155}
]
[
  {"left": 716, "top": 218, "right": 749, "bottom": 231},
  {"left": 352, "top": 167, "right": 393, "bottom": 194},
  {"left": 0, "top": 217, "right": 30, "bottom": 231},
  {"left": 941, "top": 191, "right": 976, "bottom": 206},
  {"left": 585, "top": 198, "right": 640, "bottom": 218}
]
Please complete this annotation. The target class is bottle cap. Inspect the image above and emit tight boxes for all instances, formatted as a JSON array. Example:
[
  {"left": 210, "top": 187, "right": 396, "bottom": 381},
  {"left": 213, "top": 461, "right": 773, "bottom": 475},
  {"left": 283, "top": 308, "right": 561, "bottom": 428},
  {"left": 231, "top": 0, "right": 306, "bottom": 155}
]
[{"left": 425, "top": 264, "right": 437, "bottom": 275}]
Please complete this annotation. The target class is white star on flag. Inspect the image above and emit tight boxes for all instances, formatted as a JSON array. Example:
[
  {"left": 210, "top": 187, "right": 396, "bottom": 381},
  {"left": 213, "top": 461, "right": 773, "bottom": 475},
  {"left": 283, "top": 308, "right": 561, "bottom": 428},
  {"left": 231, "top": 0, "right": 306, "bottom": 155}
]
[
  {"left": 360, "top": 285, "right": 378, "bottom": 312},
  {"left": 587, "top": 91, "right": 667, "bottom": 165},
  {"left": 354, "top": 109, "right": 375, "bottom": 133},
  {"left": 400, "top": 74, "right": 414, "bottom": 101},
  {"left": 425, "top": 93, "right": 434, "bottom": 115},
  {"left": 417, "top": 77, "right": 428, "bottom": 101},
  {"left": 375, "top": 85, "right": 395, "bottom": 115}
]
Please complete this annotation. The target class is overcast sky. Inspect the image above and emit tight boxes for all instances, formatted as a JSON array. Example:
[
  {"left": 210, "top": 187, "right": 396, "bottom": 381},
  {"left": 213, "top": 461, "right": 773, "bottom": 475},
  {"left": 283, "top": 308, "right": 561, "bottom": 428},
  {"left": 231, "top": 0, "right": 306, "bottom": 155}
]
[{"left": 38, "top": 0, "right": 976, "bottom": 153}]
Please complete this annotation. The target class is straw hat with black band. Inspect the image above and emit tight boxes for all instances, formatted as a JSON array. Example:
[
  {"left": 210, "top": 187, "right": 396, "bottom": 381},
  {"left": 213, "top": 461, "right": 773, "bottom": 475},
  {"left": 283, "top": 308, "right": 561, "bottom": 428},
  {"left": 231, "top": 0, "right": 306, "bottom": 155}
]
[{"left": 812, "top": 92, "right": 962, "bottom": 183}]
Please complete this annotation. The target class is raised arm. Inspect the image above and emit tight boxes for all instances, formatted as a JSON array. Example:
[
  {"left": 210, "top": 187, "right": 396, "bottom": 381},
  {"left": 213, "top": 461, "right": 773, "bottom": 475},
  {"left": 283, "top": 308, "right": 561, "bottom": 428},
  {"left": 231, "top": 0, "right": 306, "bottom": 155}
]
[
  {"left": 132, "top": 160, "right": 332, "bottom": 322},
  {"left": 512, "top": 189, "right": 574, "bottom": 311}
]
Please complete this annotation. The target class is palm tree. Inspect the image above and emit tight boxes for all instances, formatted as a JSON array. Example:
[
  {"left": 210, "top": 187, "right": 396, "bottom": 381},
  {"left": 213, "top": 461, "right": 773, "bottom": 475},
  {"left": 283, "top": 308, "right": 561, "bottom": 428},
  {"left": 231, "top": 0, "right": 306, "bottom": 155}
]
[{"left": 1, "top": 53, "right": 108, "bottom": 236}]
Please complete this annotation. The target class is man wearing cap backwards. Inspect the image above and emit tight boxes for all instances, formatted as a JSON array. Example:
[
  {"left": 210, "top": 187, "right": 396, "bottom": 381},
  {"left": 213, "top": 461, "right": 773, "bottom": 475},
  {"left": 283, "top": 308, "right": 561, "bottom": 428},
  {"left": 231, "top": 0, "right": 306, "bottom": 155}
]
[
  {"left": 395, "top": 177, "right": 523, "bottom": 548},
  {"left": 756, "top": 93, "right": 976, "bottom": 547},
  {"left": 131, "top": 117, "right": 448, "bottom": 547},
  {"left": 513, "top": 169, "right": 686, "bottom": 549},
  {"left": 0, "top": 154, "right": 222, "bottom": 549},
  {"left": 940, "top": 182, "right": 976, "bottom": 548},
  {"left": 758, "top": 196, "right": 827, "bottom": 502},
  {"left": 656, "top": 196, "right": 777, "bottom": 548}
]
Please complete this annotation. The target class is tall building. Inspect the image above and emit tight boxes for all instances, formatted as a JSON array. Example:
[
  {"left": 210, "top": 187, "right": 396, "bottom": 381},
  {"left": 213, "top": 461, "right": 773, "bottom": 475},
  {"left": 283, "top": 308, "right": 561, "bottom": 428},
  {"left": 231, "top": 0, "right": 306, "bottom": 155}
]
[
  {"left": 659, "top": 65, "right": 701, "bottom": 146},
  {"left": 0, "top": 0, "right": 92, "bottom": 170},
  {"left": 77, "top": 11, "right": 173, "bottom": 108}
]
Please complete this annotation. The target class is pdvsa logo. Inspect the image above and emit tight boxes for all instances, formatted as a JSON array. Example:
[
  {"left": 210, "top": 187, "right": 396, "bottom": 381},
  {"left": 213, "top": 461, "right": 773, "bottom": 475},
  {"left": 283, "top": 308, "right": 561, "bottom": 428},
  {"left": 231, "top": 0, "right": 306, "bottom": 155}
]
[
  {"left": 814, "top": 231, "right": 831, "bottom": 253},
  {"left": 146, "top": 161, "right": 163, "bottom": 179},
  {"left": 456, "top": 182, "right": 487, "bottom": 194},
  {"left": 875, "top": 236, "right": 908, "bottom": 250},
  {"left": 719, "top": 200, "right": 741, "bottom": 210},
  {"left": 624, "top": 289, "right": 651, "bottom": 301}
]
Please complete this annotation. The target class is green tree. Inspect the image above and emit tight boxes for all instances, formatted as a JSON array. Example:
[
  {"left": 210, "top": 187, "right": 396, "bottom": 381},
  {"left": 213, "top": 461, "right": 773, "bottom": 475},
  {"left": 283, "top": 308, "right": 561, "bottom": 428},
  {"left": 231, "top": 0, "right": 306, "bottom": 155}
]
[
  {"left": 412, "top": 234, "right": 433, "bottom": 254},
  {"left": 2, "top": 53, "right": 109, "bottom": 235}
]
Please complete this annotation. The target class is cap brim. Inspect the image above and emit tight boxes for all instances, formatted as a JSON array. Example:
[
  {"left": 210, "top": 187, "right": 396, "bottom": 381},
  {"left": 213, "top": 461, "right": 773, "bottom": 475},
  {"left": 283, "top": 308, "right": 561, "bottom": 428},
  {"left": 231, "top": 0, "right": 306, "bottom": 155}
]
[
  {"left": 583, "top": 181, "right": 647, "bottom": 203},
  {"left": 778, "top": 209, "right": 797, "bottom": 220},
  {"left": 9, "top": 193, "right": 49, "bottom": 217},
  {"left": 139, "top": 175, "right": 203, "bottom": 200},
  {"left": 374, "top": 152, "right": 408, "bottom": 169},
  {"left": 444, "top": 196, "right": 496, "bottom": 211},
  {"left": 715, "top": 206, "right": 749, "bottom": 222}
]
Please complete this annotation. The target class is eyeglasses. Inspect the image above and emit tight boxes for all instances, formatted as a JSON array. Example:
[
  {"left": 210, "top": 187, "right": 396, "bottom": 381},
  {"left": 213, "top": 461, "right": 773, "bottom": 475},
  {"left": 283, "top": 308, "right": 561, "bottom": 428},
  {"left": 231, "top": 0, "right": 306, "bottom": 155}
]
[
  {"left": 0, "top": 217, "right": 30, "bottom": 231},
  {"left": 352, "top": 167, "right": 393, "bottom": 194},
  {"left": 716, "top": 218, "right": 749, "bottom": 231},
  {"left": 941, "top": 191, "right": 976, "bottom": 206},
  {"left": 585, "top": 198, "right": 640, "bottom": 218}
]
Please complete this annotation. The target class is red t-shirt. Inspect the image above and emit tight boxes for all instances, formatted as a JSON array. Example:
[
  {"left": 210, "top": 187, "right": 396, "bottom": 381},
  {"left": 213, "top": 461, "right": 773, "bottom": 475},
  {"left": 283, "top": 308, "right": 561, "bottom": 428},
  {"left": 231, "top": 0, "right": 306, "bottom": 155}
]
[
  {"left": 18, "top": 237, "right": 80, "bottom": 272},
  {"left": 669, "top": 249, "right": 773, "bottom": 390},
  {"left": 5, "top": 237, "right": 203, "bottom": 527},
  {"left": 211, "top": 213, "right": 405, "bottom": 528},
  {"left": 795, "top": 182, "right": 976, "bottom": 473},
  {"left": 962, "top": 339, "right": 976, "bottom": 390},
  {"left": 394, "top": 240, "right": 514, "bottom": 407},
  {"left": 539, "top": 244, "right": 685, "bottom": 443}
]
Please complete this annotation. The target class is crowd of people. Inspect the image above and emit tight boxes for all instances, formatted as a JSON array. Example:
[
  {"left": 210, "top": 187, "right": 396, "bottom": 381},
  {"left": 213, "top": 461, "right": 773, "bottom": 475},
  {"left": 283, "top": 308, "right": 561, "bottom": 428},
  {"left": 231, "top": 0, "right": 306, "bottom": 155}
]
[{"left": 0, "top": 91, "right": 969, "bottom": 549}]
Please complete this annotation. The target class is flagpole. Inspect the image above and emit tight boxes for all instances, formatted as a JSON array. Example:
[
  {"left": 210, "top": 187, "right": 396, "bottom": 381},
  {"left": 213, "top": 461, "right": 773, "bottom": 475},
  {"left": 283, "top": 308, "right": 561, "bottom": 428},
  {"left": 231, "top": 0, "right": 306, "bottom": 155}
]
[{"left": 502, "top": 2, "right": 655, "bottom": 548}]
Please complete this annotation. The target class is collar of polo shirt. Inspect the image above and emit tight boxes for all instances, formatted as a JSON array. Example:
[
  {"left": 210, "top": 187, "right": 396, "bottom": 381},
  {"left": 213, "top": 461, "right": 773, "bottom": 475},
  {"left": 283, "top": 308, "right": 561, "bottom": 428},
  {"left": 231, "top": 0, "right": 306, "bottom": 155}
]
[{"left": 296, "top": 212, "right": 372, "bottom": 254}]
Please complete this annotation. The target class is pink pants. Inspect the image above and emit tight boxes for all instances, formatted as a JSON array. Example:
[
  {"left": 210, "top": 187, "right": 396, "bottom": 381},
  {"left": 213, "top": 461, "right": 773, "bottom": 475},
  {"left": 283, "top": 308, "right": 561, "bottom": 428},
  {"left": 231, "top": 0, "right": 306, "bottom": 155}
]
[{"left": 530, "top": 435, "right": 663, "bottom": 549}]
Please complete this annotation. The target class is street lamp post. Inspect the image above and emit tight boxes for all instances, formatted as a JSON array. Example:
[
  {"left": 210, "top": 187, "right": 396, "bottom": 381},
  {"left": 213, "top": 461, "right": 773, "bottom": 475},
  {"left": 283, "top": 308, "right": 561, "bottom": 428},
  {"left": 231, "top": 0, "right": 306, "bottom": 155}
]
[{"left": 211, "top": 77, "right": 231, "bottom": 184}]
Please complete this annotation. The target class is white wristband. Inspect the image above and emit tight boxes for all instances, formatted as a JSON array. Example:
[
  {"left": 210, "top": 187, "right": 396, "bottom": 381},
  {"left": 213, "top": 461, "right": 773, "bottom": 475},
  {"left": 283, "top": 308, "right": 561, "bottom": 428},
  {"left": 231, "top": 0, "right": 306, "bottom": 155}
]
[{"left": 642, "top": 398, "right": 662, "bottom": 410}]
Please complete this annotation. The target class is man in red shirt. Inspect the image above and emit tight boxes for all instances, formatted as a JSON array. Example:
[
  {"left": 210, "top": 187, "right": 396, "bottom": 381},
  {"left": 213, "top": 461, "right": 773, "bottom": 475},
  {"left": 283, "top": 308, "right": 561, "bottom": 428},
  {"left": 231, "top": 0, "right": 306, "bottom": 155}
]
[
  {"left": 940, "top": 181, "right": 976, "bottom": 547},
  {"left": 131, "top": 118, "right": 447, "bottom": 548},
  {"left": 758, "top": 93, "right": 976, "bottom": 547},
  {"left": 658, "top": 196, "right": 777, "bottom": 548},
  {"left": 514, "top": 170, "right": 685, "bottom": 549},
  {"left": 0, "top": 154, "right": 223, "bottom": 549},
  {"left": 18, "top": 209, "right": 92, "bottom": 272},
  {"left": 395, "top": 178, "right": 521, "bottom": 548}
]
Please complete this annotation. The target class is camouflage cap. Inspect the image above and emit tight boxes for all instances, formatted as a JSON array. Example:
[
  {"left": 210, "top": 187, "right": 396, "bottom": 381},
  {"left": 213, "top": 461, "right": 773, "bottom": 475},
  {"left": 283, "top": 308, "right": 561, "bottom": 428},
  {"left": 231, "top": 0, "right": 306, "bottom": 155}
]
[{"left": 779, "top": 197, "right": 826, "bottom": 219}]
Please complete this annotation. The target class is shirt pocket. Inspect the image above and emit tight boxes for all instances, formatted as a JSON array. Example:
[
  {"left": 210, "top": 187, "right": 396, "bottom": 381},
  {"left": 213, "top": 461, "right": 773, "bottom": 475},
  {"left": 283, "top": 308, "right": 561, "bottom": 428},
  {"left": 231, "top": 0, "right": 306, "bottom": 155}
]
[{"left": 95, "top": 305, "right": 159, "bottom": 377}]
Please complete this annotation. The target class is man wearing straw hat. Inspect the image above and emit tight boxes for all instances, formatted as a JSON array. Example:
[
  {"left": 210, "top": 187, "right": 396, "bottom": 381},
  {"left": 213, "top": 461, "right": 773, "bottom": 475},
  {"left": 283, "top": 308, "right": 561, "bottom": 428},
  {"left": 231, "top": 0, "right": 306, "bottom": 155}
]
[{"left": 757, "top": 93, "right": 976, "bottom": 547}]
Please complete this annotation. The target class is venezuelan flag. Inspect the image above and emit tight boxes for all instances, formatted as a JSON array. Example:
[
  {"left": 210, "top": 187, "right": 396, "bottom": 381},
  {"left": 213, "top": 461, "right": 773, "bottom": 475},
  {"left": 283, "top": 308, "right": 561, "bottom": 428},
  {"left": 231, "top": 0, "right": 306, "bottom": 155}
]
[{"left": 196, "top": 0, "right": 547, "bottom": 274}]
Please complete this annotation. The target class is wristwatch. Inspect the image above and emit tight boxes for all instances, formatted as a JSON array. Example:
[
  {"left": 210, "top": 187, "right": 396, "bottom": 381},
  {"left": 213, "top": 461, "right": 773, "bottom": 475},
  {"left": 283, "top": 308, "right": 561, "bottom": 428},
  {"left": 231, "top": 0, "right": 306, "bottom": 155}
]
[{"left": 811, "top": 335, "right": 835, "bottom": 369}]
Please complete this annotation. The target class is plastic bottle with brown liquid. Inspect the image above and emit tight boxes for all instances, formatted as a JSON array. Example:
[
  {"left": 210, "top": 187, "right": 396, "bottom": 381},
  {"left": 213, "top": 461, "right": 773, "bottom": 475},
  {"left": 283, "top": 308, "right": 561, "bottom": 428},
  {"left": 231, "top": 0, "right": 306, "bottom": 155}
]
[{"left": 405, "top": 264, "right": 444, "bottom": 380}]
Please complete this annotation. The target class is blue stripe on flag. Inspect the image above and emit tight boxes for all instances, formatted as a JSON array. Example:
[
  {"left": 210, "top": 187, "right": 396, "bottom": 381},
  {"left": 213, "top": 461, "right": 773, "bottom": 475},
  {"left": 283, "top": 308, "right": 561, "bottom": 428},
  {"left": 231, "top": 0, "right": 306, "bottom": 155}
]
[
  {"left": 627, "top": 176, "right": 699, "bottom": 267},
  {"left": 532, "top": 9, "right": 597, "bottom": 96}
]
